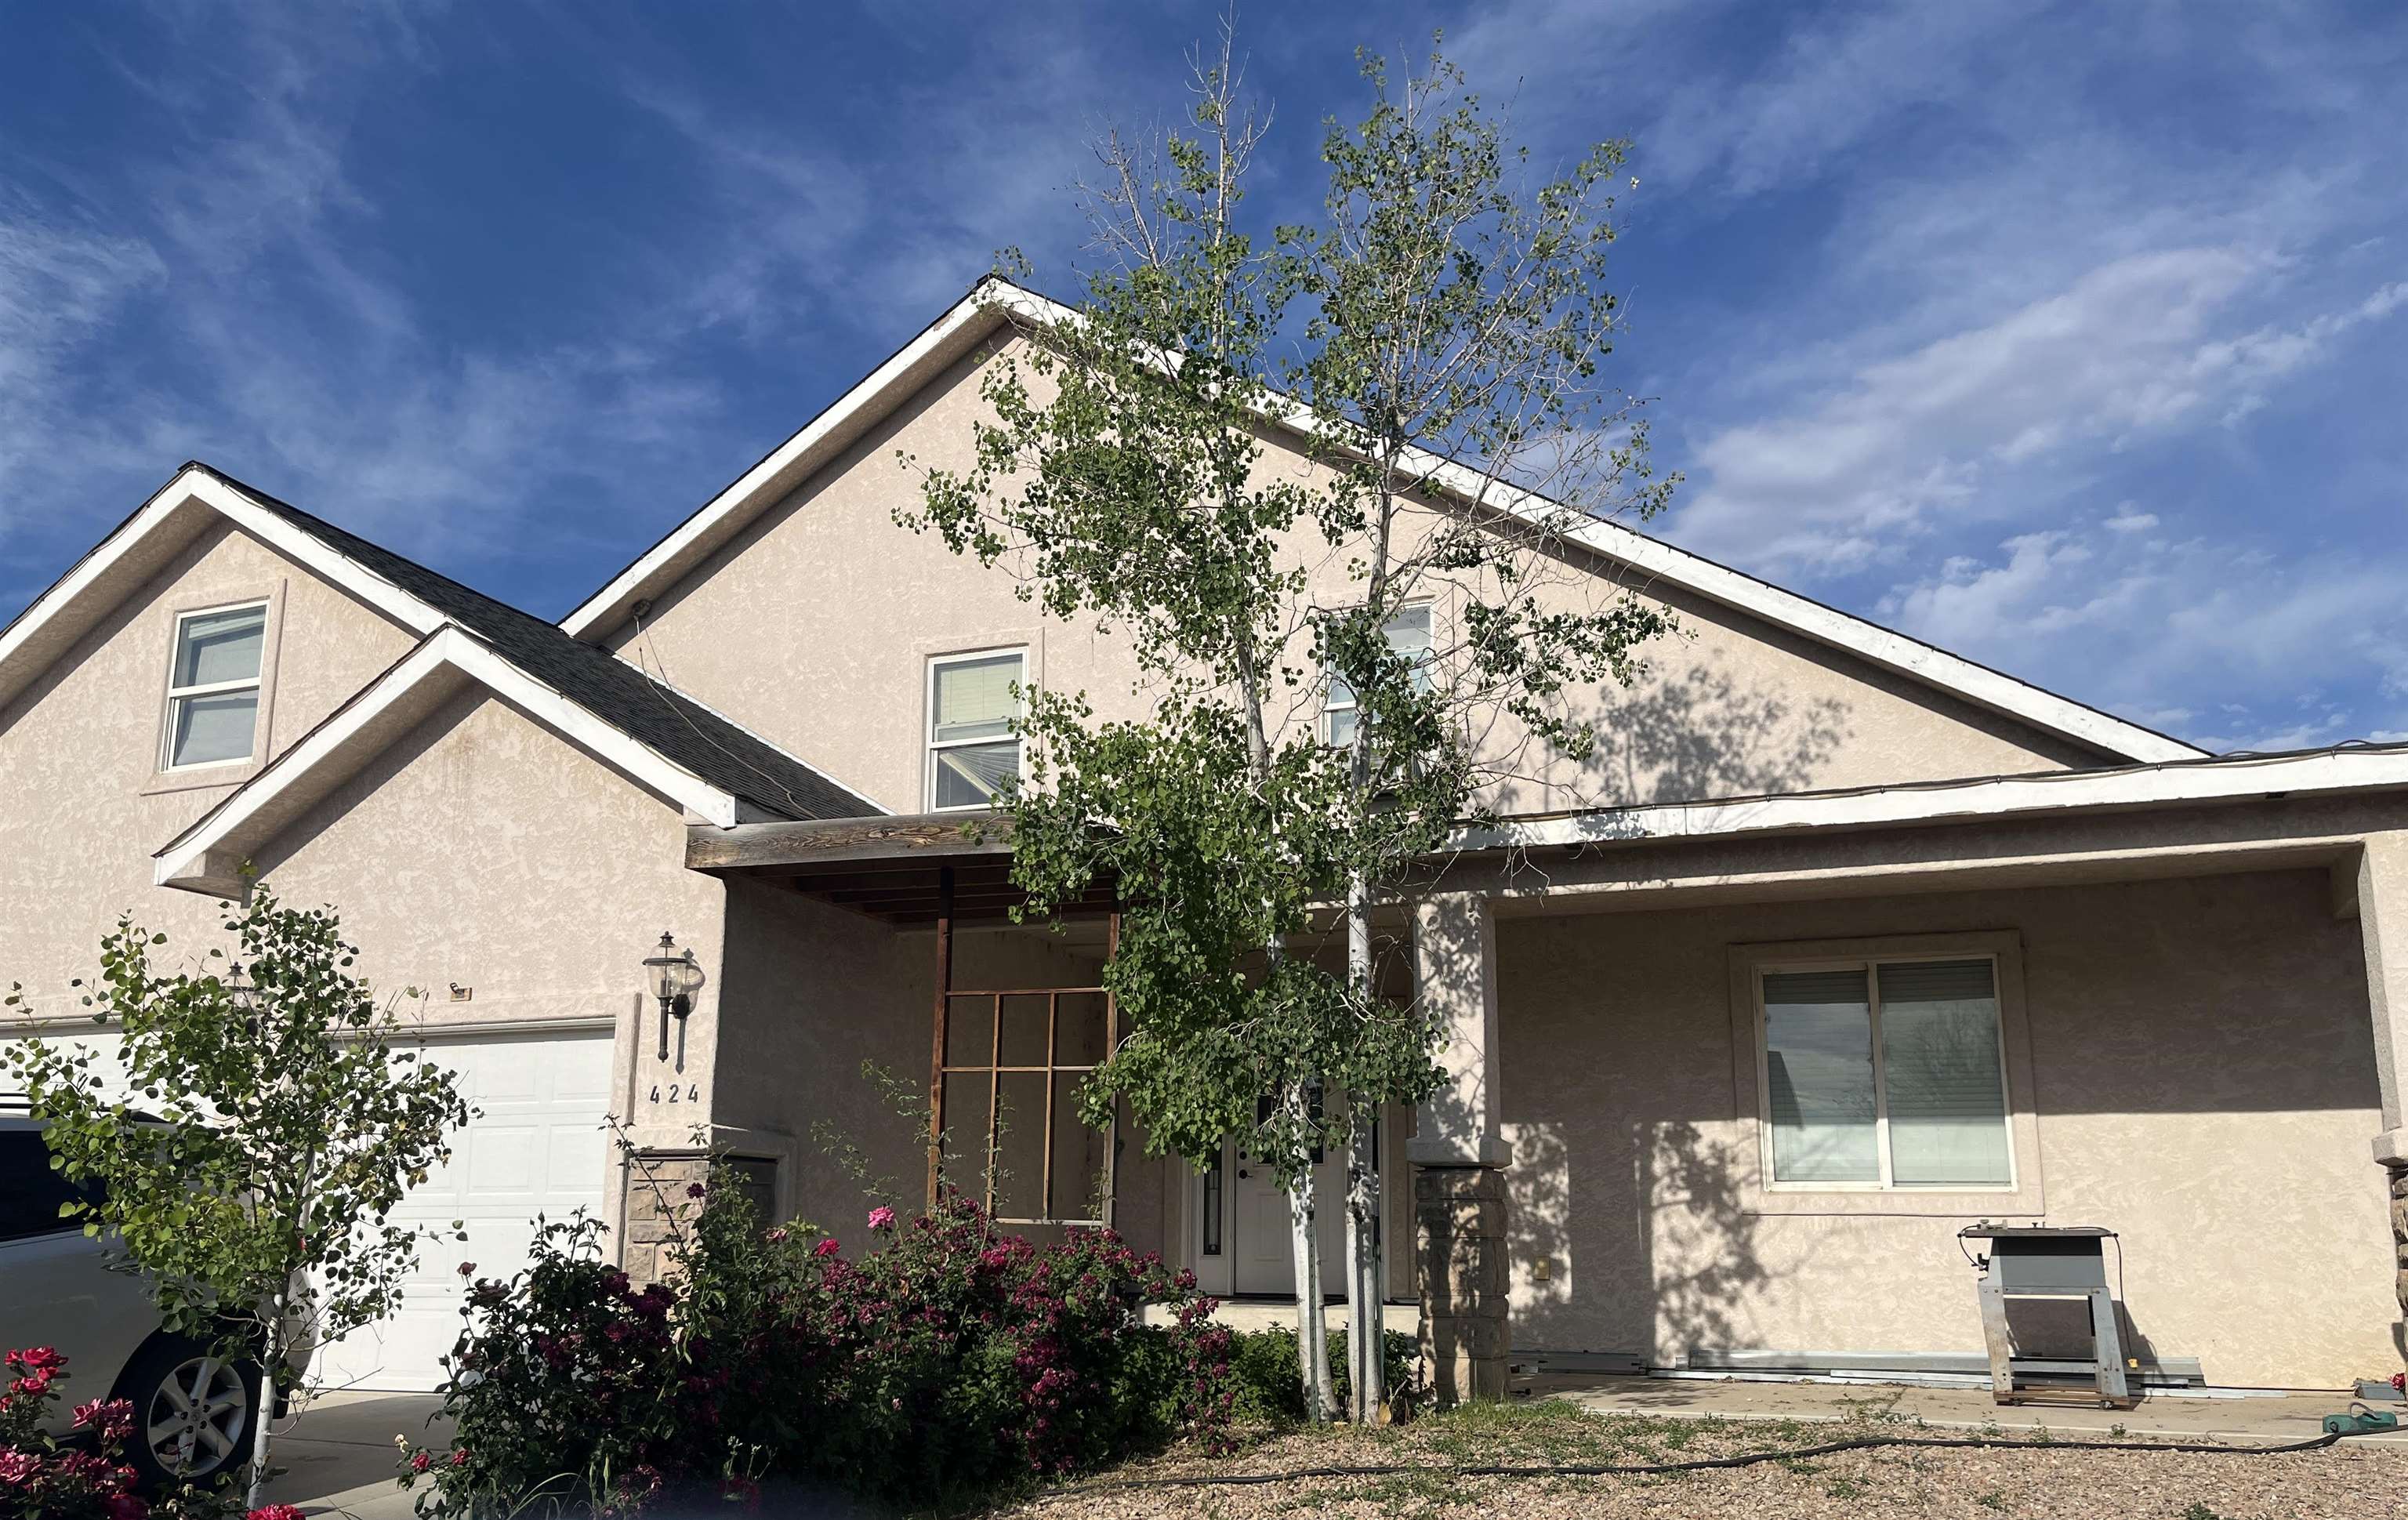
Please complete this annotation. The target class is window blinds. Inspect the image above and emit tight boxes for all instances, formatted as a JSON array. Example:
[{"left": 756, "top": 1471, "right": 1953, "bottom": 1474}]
[
  {"left": 1762, "top": 968, "right": 1879, "bottom": 1183},
  {"left": 1761, "top": 959, "right": 2011, "bottom": 1188},
  {"left": 1877, "top": 959, "right": 2010, "bottom": 1186}
]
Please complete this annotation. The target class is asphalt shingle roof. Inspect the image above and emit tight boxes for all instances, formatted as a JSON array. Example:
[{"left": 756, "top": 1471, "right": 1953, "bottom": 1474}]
[{"left": 194, "top": 465, "right": 878, "bottom": 823}]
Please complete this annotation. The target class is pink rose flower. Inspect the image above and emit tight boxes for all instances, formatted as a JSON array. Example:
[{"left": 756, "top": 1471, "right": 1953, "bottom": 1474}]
[
  {"left": 867, "top": 1206, "right": 896, "bottom": 1231},
  {"left": 105, "top": 1494, "right": 148, "bottom": 1520}
]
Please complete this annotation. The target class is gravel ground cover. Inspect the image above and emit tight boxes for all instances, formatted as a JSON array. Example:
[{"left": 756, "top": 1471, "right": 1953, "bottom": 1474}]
[{"left": 1003, "top": 1398, "right": 2407, "bottom": 1520}]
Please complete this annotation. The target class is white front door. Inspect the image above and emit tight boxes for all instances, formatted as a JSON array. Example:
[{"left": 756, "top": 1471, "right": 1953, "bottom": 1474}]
[
  {"left": 316, "top": 1028, "right": 613, "bottom": 1392},
  {"left": 1228, "top": 1140, "right": 1350, "bottom": 1298}
]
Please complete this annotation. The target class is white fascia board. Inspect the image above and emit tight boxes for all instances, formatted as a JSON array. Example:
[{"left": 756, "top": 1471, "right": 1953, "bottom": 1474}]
[
  {"left": 556, "top": 279, "right": 2203, "bottom": 765},
  {"left": 559, "top": 288, "right": 1014, "bottom": 640},
  {"left": 1464, "top": 745, "right": 2408, "bottom": 854},
  {"left": 0, "top": 466, "right": 449, "bottom": 712},
  {"left": 194, "top": 473, "right": 448, "bottom": 636},
  {"left": 155, "top": 626, "right": 741, "bottom": 890},
  {"left": 985, "top": 285, "right": 2203, "bottom": 767}
]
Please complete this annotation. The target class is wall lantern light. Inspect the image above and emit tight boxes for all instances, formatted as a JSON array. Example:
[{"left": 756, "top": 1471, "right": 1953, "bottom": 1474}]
[{"left": 643, "top": 931, "right": 705, "bottom": 1062}]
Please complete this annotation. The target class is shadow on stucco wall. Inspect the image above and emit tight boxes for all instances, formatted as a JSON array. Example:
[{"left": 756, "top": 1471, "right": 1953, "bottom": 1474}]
[
  {"left": 1489, "top": 660, "right": 1852, "bottom": 817},
  {"left": 1506, "top": 1114, "right": 1792, "bottom": 1364}
]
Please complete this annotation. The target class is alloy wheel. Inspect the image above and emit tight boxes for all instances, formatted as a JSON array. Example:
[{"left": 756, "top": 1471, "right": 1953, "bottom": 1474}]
[{"left": 143, "top": 1354, "right": 249, "bottom": 1478}]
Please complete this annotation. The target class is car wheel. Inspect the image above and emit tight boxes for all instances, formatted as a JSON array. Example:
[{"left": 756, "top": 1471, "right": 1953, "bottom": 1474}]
[{"left": 114, "top": 1336, "right": 260, "bottom": 1492}]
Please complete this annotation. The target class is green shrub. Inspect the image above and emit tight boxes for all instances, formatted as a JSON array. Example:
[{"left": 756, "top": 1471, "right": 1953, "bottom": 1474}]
[{"left": 1226, "top": 1325, "right": 1422, "bottom": 1425}]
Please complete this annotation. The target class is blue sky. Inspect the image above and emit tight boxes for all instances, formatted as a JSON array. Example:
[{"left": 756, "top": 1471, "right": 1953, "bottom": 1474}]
[{"left": 4, "top": 1, "right": 2403, "bottom": 753}]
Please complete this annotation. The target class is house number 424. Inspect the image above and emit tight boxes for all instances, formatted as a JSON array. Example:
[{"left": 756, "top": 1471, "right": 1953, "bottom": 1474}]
[{"left": 649, "top": 1083, "right": 701, "bottom": 1104}]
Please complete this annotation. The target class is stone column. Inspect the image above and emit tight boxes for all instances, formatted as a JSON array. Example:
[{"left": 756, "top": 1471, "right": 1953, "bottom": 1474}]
[
  {"left": 620, "top": 1151, "right": 779, "bottom": 1283},
  {"left": 1409, "top": 893, "right": 1511, "bottom": 1404}
]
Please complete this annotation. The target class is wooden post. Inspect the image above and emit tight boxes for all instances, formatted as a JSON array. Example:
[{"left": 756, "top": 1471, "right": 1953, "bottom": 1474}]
[
  {"left": 1102, "top": 909, "right": 1120, "bottom": 1230},
  {"left": 1039, "top": 991, "right": 1059, "bottom": 1221},
  {"left": 925, "top": 866, "right": 954, "bottom": 1212}
]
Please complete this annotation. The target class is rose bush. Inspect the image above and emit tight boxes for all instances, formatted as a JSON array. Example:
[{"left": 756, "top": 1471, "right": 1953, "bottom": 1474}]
[
  {"left": 402, "top": 1174, "right": 1232, "bottom": 1514},
  {"left": 2, "top": 1347, "right": 149, "bottom": 1520}
]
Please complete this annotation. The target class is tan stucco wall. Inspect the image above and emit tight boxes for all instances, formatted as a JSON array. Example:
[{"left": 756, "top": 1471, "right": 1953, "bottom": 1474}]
[
  {"left": 1495, "top": 869, "right": 2393, "bottom": 1388},
  {"left": 710, "top": 878, "right": 929, "bottom": 1235},
  {"left": 246, "top": 689, "right": 727, "bottom": 1159},
  {"left": 608, "top": 336, "right": 2108, "bottom": 820},
  {"left": 0, "top": 520, "right": 417, "bottom": 1019}
]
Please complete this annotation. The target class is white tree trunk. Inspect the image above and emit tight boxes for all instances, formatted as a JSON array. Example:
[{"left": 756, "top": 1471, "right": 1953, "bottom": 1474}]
[
  {"left": 1287, "top": 1094, "right": 1336, "bottom": 1420},
  {"left": 1344, "top": 872, "right": 1385, "bottom": 1421},
  {"left": 245, "top": 1324, "right": 280, "bottom": 1510},
  {"left": 1344, "top": 1105, "right": 1384, "bottom": 1421}
]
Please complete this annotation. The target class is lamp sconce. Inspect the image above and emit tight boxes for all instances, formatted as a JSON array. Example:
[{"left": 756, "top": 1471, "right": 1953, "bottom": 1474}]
[{"left": 642, "top": 931, "right": 705, "bottom": 1062}]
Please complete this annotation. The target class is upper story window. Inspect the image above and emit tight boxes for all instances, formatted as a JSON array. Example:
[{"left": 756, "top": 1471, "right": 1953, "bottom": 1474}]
[
  {"left": 927, "top": 648, "right": 1024, "bottom": 811},
  {"left": 1756, "top": 955, "right": 2013, "bottom": 1190},
  {"left": 161, "top": 601, "right": 269, "bottom": 771},
  {"left": 1324, "top": 603, "right": 1433, "bottom": 749}
]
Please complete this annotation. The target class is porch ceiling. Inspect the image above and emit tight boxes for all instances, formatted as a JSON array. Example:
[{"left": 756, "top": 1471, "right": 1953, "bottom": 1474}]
[{"left": 685, "top": 813, "right": 1116, "bottom": 923}]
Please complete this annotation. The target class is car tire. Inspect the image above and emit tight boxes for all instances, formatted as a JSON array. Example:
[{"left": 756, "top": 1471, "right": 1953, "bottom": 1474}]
[{"left": 112, "top": 1335, "right": 261, "bottom": 1493}]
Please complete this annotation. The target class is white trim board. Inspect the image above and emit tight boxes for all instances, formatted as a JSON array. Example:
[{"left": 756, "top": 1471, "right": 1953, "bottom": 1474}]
[
  {"left": 560, "top": 292, "right": 1009, "bottom": 641},
  {"left": 560, "top": 279, "right": 2203, "bottom": 766},
  {"left": 154, "top": 624, "right": 742, "bottom": 894},
  {"left": 1463, "top": 742, "right": 2408, "bottom": 854},
  {"left": 0, "top": 465, "right": 448, "bottom": 716}
]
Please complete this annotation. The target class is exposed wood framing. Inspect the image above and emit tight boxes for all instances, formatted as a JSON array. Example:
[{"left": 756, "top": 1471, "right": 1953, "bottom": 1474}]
[
  {"left": 688, "top": 814, "right": 1014, "bottom": 872},
  {"left": 925, "top": 866, "right": 953, "bottom": 1211}
]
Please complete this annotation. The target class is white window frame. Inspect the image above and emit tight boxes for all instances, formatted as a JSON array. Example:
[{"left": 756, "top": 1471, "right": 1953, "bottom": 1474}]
[
  {"left": 1752, "top": 949, "right": 2015, "bottom": 1193},
  {"left": 1322, "top": 600, "right": 1434, "bottom": 748},
  {"left": 1726, "top": 931, "right": 2044, "bottom": 1217},
  {"left": 925, "top": 646, "right": 1026, "bottom": 813},
  {"left": 159, "top": 598, "right": 271, "bottom": 773}
]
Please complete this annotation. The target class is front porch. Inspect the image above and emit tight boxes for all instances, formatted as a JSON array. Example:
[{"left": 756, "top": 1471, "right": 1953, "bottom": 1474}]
[{"left": 688, "top": 760, "right": 2408, "bottom": 1402}]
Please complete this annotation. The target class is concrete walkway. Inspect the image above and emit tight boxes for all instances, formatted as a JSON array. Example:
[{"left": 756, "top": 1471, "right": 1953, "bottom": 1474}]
[
  {"left": 1529, "top": 1372, "right": 2408, "bottom": 1447},
  {"left": 261, "top": 1391, "right": 447, "bottom": 1519}
]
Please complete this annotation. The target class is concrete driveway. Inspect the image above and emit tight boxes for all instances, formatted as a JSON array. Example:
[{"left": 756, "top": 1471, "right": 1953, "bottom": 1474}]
[{"left": 262, "top": 1391, "right": 448, "bottom": 1519}]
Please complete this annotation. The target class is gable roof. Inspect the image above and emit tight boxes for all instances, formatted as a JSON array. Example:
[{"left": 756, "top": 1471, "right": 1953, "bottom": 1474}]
[
  {"left": 561, "top": 278, "right": 2206, "bottom": 767},
  {"left": 2, "top": 463, "right": 879, "bottom": 850},
  {"left": 214, "top": 470, "right": 879, "bottom": 822},
  {"left": 154, "top": 620, "right": 883, "bottom": 894}
]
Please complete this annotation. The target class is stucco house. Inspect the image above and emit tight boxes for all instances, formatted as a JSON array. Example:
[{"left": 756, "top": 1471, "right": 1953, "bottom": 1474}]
[{"left": 5, "top": 279, "right": 2405, "bottom": 1401}]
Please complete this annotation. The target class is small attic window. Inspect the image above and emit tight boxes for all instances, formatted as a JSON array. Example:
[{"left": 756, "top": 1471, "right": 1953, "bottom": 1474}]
[{"left": 162, "top": 601, "right": 268, "bottom": 770}]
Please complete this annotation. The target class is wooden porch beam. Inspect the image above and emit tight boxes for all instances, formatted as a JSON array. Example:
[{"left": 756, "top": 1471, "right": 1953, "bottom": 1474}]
[{"left": 689, "top": 814, "right": 1014, "bottom": 872}]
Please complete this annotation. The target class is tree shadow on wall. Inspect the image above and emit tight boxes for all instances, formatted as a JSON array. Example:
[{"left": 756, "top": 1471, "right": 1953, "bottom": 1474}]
[
  {"left": 1492, "top": 663, "right": 1852, "bottom": 817},
  {"left": 1507, "top": 1117, "right": 1793, "bottom": 1365},
  {"left": 1601, "top": 665, "right": 1851, "bottom": 807}
]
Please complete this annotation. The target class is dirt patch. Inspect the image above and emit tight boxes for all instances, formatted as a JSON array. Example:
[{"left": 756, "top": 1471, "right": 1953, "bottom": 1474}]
[{"left": 999, "top": 1401, "right": 2406, "bottom": 1519}]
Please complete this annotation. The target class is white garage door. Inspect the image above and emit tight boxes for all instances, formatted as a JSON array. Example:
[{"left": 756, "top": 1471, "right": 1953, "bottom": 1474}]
[{"left": 317, "top": 1029, "right": 614, "bottom": 1392}]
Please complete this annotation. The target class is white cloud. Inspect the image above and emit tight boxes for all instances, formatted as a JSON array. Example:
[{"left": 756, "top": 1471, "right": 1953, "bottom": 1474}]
[
  {"left": 623, "top": 29, "right": 1110, "bottom": 339},
  {"left": 1667, "top": 252, "right": 2405, "bottom": 573},
  {"left": 2104, "top": 508, "right": 2159, "bottom": 533},
  {"left": 0, "top": 206, "right": 169, "bottom": 526},
  {"left": 1881, "top": 524, "right": 2408, "bottom": 752},
  {"left": 0, "top": 6, "right": 755, "bottom": 564}
]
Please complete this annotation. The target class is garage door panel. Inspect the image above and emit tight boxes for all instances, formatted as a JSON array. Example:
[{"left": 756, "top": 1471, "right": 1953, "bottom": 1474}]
[
  {"left": 316, "top": 1030, "right": 612, "bottom": 1391},
  {"left": 549, "top": 1126, "right": 606, "bottom": 1192},
  {"left": 463, "top": 1123, "right": 540, "bottom": 1196}
]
